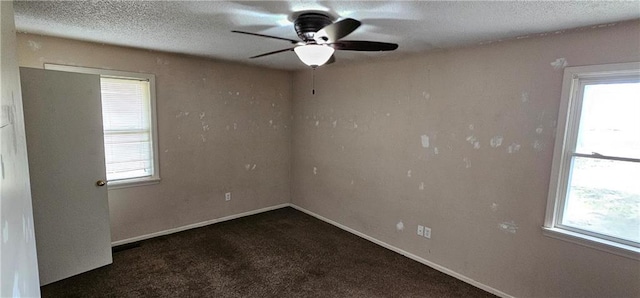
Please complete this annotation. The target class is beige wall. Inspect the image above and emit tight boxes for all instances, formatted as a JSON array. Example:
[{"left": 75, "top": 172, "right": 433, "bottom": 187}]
[
  {"left": 14, "top": 19, "right": 640, "bottom": 297},
  {"left": 1, "top": 2, "right": 41, "bottom": 296},
  {"left": 17, "top": 33, "right": 292, "bottom": 243},
  {"left": 291, "top": 21, "right": 640, "bottom": 297}
]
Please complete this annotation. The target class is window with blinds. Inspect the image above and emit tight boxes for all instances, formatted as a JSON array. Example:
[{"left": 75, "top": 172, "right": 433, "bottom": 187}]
[
  {"left": 101, "top": 77, "right": 154, "bottom": 181},
  {"left": 43, "top": 64, "right": 160, "bottom": 188}
]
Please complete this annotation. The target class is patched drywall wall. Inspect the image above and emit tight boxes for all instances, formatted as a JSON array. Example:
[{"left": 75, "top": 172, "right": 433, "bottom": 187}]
[
  {"left": 291, "top": 21, "right": 640, "bottom": 297},
  {"left": 0, "top": 2, "right": 41, "bottom": 296},
  {"left": 17, "top": 33, "right": 292, "bottom": 243}
]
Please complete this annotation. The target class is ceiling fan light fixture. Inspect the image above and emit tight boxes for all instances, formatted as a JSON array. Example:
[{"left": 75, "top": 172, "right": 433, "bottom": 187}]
[{"left": 294, "top": 45, "right": 335, "bottom": 67}]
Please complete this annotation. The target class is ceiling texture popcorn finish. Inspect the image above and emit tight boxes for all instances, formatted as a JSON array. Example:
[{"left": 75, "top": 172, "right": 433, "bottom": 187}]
[{"left": 13, "top": 1, "right": 640, "bottom": 70}]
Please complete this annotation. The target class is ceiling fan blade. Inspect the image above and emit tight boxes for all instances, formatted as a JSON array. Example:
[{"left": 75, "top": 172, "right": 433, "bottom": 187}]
[
  {"left": 250, "top": 47, "right": 295, "bottom": 59},
  {"left": 314, "top": 18, "right": 361, "bottom": 43},
  {"left": 232, "top": 30, "right": 300, "bottom": 44},
  {"left": 329, "top": 41, "right": 398, "bottom": 51}
]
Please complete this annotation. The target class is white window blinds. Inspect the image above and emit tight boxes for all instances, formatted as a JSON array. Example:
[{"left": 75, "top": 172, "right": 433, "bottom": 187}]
[{"left": 100, "top": 77, "right": 153, "bottom": 181}]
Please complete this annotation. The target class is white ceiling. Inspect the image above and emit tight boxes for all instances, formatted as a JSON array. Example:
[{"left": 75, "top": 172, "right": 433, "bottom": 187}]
[{"left": 13, "top": 1, "right": 640, "bottom": 70}]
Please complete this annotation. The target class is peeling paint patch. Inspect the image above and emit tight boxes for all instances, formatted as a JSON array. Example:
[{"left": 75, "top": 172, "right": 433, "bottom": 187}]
[
  {"left": 550, "top": 58, "right": 568, "bottom": 70},
  {"left": 27, "top": 40, "right": 42, "bottom": 51},
  {"left": 463, "top": 157, "right": 471, "bottom": 168},
  {"left": 245, "top": 164, "right": 251, "bottom": 170},
  {"left": 536, "top": 126, "right": 543, "bottom": 134},
  {"left": 490, "top": 136, "right": 503, "bottom": 148},
  {"left": 507, "top": 143, "right": 521, "bottom": 154},
  {"left": 315, "top": 120, "right": 320, "bottom": 127},
  {"left": 199, "top": 112, "right": 205, "bottom": 119},
  {"left": 434, "top": 147, "right": 439, "bottom": 155},
  {"left": 313, "top": 167, "right": 317, "bottom": 175},
  {"left": 421, "top": 135, "right": 430, "bottom": 148},
  {"left": 419, "top": 182, "right": 425, "bottom": 191},
  {"left": 407, "top": 170, "right": 412, "bottom": 178},
  {"left": 474, "top": 142, "right": 481, "bottom": 149},
  {"left": 156, "top": 57, "right": 170, "bottom": 65},
  {"left": 332, "top": 120, "right": 338, "bottom": 128},
  {"left": 533, "top": 140, "right": 544, "bottom": 151},
  {"left": 200, "top": 134, "right": 206, "bottom": 142},
  {"left": 499, "top": 221, "right": 518, "bottom": 234},
  {"left": 466, "top": 135, "right": 477, "bottom": 144},
  {"left": 396, "top": 221, "right": 404, "bottom": 231}
]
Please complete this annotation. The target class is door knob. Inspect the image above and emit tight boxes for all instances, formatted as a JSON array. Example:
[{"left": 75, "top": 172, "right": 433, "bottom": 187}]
[{"left": 96, "top": 180, "right": 106, "bottom": 187}]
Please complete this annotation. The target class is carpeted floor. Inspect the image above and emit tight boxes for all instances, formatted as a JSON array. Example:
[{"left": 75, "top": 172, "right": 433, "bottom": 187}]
[{"left": 41, "top": 207, "right": 496, "bottom": 297}]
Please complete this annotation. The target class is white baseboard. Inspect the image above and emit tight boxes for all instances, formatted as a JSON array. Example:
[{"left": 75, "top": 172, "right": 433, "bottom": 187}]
[
  {"left": 111, "top": 203, "right": 290, "bottom": 247},
  {"left": 289, "top": 204, "right": 514, "bottom": 298}
]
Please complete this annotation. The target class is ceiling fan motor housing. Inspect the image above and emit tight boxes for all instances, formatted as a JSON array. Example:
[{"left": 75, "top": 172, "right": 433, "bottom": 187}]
[{"left": 294, "top": 13, "right": 332, "bottom": 42}]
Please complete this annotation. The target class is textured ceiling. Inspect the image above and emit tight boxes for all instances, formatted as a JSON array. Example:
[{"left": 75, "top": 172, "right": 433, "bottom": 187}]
[{"left": 13, "top": 1, "right": 640, "bottom": 70}]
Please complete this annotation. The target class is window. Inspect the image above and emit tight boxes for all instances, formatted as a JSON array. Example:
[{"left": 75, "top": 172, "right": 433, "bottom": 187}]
[
  {"left": 544, "top": 62, "right": 639, "bottom": 259},
  {"left": 44, "top": 64, "right": 160, "bottom": 188}
]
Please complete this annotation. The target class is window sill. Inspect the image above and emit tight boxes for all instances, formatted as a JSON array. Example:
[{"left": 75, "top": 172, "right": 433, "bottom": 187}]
[
  {"left": 542, "top": 227, "right": 640, "bottom": 260},
  {"left": 107, "top": 177, "right": 160, "bottom": 190}
]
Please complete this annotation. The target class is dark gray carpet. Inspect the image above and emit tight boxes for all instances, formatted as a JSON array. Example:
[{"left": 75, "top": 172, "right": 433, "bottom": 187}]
[{"left": 41, "top": 207, "right": 495, "bottom": 297}]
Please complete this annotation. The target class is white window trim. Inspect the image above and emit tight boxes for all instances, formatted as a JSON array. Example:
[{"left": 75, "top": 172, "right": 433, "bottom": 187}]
[
  {"left": 544, "top": 61, "right": 640, "bottom": 260},
  {"left": 44, "top": 64, "right": 160, "bottom": 189}
]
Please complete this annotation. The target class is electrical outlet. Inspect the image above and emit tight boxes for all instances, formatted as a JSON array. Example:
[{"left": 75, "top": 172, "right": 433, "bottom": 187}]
[
  {"left": 417, "top": 225, "right": 424, "bottom": 236},
  {"left": 424, "top": 227, "right": 431, "bottom": 239},
  {"left": 225, "top": 192, "right": 231, "bottom": 201}
]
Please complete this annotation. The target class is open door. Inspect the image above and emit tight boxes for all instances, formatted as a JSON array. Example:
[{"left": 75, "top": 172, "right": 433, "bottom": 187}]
[{"left": 20, "top": 67, "right": 112, "bottom": 285}]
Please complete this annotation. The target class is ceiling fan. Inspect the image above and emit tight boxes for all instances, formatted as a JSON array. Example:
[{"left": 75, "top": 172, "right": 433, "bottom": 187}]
[{"left": 232, "top": 12, "right": 398, "bottom": 68}]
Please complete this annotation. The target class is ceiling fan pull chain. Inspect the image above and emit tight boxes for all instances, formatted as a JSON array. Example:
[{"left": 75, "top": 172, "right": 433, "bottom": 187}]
[{"left": 312, "top": 68, "right": 316, "bottom": 95}]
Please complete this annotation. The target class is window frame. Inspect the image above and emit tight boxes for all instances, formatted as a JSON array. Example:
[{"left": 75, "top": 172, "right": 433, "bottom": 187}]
[
  {"left": 44, "top": 64, "right": 160, "bottom": 189},
  {"left": 544, "top": 61, "right": 640, "bottom": 260}
]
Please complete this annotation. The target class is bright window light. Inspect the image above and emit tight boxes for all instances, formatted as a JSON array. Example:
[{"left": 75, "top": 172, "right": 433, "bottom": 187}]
[{"left": 544, "top": 62, "right": 640, "bottom": 259}]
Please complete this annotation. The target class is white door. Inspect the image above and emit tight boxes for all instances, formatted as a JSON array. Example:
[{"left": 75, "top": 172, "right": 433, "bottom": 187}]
[{"left": 20, "top": 67, "right": 112, "bottom": 285}]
